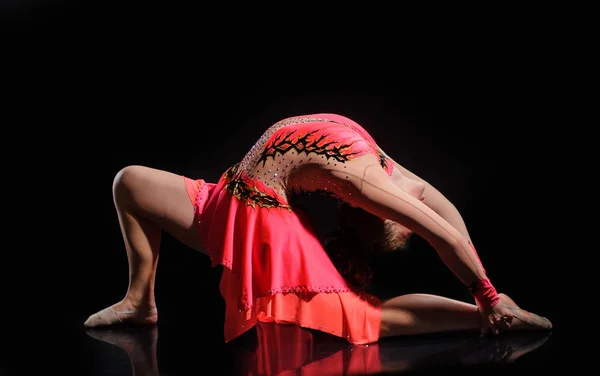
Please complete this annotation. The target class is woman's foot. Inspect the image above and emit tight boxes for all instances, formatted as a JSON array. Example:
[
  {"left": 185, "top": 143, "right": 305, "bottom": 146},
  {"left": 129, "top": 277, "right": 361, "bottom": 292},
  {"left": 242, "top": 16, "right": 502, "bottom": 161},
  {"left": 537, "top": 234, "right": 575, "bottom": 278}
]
[
  {"left": 84, "top": 300, "right": 158, "bottom": 328},
  {"left": 499, "top": 294, "right": 552, "bottom": 331}
]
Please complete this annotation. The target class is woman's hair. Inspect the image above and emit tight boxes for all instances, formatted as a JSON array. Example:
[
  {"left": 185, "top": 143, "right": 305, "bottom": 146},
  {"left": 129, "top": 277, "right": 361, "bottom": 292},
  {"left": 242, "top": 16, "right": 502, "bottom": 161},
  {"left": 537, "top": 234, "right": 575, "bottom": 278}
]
[{"left": 323, "top": 202, "right": 414, "bottom": 289}]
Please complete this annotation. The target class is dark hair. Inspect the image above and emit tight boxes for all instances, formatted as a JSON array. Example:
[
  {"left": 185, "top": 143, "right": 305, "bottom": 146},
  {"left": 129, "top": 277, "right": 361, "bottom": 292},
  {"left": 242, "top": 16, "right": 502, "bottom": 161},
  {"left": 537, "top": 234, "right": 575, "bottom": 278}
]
[{"left": 323, "top": 203, "right": 413, "bottom": 289}]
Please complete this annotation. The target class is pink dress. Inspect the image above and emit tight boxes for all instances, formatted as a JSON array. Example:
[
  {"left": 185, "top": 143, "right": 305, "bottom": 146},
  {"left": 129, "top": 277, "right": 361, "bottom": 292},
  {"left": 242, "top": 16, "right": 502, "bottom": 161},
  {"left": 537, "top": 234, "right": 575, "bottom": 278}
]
[{"left": 184, "top": 114, "right": 394, "bottom": 345}]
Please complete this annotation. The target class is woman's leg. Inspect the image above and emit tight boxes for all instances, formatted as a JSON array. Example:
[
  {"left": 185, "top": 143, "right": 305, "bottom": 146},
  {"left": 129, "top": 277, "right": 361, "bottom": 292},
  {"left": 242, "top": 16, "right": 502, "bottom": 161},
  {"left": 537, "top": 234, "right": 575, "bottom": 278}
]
[
  {"left": 379, "top": 294, "right": 480, "bottom": 337},
  {"left": 379, "top": 293, "right": 551, "bottom": 338},
  {"left": 84, "top": 165, "right": 205, "bottom": 327}
]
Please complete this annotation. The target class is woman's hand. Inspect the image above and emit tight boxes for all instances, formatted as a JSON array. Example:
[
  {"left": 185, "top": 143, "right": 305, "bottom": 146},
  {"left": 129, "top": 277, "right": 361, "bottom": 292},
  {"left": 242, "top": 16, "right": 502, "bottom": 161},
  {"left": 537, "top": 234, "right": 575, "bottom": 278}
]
[{"left": 477, "top": 299, "right": 514, "bottom": 336}]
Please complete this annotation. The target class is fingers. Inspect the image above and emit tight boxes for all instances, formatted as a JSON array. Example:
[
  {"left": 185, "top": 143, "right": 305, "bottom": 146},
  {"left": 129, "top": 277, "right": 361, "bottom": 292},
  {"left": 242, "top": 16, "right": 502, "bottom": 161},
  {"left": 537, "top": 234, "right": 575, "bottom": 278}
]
[
  {"left": 499, "top": 314, "right": 513, "bottom": 331},
  {"left": 482, "top": 314, "right": 514, "bottom": 336},
  {"left": 489, "top": 317, "right": 500, "bottom": 335},
  {"left": 479, "top": 305, "right": 514, "bottom": 337}
]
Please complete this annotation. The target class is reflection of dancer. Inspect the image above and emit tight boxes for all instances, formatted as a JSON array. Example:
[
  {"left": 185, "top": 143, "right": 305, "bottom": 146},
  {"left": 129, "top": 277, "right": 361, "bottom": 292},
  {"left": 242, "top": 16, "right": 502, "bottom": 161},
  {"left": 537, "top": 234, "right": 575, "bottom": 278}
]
[
  {"left": 84, "top": 323, "right": 552, "bottom": 376},
  {"left": 457, "top": 333, "right": 551, "bottom": 367},
  {"left": 86, "top": 326, "right": 159, "bottom": 376},
  {"left": 84, "top": 113, "right": 551, "bottom": 344}
]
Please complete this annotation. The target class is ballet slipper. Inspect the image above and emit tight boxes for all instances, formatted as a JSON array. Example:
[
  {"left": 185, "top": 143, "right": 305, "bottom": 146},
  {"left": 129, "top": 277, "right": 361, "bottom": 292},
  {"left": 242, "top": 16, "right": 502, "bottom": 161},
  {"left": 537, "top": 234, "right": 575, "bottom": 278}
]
[
  {"left": 84, "top": 306, "right": 158, "bottom": 328},
  {"left": 499, "top": 294, "right": 552, "bottom": 330}
]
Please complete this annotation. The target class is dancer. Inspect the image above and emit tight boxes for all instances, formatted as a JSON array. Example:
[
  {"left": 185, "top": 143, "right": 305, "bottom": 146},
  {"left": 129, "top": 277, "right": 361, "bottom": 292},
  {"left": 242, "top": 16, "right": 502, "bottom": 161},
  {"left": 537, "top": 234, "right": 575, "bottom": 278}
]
[{"left": 84, "top": 113, "right": 552, "bottom": 345}]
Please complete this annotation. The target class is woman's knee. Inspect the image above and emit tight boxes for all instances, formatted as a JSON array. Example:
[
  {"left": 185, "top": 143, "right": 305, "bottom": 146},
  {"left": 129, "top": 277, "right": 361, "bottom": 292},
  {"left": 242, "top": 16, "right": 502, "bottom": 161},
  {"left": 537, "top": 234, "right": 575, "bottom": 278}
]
[{"left": 113, "top": 165, "right": 152, "bottom": 204}]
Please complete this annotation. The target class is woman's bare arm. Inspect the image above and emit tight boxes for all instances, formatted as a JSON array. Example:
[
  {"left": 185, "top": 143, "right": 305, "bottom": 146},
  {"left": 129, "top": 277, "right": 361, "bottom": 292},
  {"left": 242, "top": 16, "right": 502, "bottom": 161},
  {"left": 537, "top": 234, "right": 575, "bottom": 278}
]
[
  {"left": 291, "top": 154, "right": 487, "bottom": 288},
  {"left": 386, "top": 151, "right": 473, "bottom": 243}
]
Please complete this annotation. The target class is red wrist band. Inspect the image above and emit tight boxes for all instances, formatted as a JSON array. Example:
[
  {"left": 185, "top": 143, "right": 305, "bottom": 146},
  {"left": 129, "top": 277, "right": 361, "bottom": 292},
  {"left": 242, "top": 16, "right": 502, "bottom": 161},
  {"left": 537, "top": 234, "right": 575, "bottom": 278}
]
[{"left": 468, "top": 278, "right": 499, "bottom": 308}]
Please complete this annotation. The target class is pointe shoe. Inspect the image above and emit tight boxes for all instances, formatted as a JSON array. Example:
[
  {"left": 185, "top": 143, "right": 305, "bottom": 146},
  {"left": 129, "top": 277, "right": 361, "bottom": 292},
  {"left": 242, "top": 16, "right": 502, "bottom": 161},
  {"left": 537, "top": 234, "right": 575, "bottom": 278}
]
[
  {"left": 84, "top": 306, "right": 158, "bottom": 328},
  {"left": 499, "top": 294, "right": 552, "bottom": 330}
]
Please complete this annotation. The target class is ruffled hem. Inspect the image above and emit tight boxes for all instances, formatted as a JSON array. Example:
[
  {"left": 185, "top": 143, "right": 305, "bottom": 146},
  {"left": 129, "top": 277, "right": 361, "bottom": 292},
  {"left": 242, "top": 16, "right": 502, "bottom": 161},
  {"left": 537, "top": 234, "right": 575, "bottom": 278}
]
[{"left": 220, "top": 266, "right": 381, "bottom": 345}]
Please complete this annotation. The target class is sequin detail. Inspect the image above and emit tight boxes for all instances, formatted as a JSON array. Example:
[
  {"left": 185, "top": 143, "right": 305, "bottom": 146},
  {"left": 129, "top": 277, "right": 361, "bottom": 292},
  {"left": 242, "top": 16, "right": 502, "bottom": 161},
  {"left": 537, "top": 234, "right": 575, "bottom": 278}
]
[
  {"left": 224, "top": 164, "right": 291, "bottom": 210},
  {"left": 193, "top": 180, "right": 210, "bottom": 216},
  {"left": 238, "top": 285, "right": 354, "bottom": 311},
  {"left": 258, "top": 128, "right": 361, "bottom": 166},
  {"left": 235, "top": 117, "right": 334, "bottom": 177}
]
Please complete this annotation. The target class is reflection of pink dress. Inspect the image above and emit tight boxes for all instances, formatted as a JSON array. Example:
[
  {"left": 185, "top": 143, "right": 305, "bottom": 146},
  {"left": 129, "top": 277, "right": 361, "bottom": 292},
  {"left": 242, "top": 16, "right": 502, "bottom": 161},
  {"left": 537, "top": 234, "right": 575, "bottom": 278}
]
[
  {"left": 184, "top": 114, "right": 394, "bottom": 345},
  {"left": 248, "top": 322, "right": 382, "bottom": 375}
]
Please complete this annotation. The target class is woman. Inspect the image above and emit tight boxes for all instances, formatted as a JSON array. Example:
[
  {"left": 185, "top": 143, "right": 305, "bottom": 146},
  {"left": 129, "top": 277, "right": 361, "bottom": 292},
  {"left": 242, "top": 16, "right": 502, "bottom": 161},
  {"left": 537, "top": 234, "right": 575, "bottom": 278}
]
[{"left": 84, "top": 113, "right": 552, "bottom": 345}]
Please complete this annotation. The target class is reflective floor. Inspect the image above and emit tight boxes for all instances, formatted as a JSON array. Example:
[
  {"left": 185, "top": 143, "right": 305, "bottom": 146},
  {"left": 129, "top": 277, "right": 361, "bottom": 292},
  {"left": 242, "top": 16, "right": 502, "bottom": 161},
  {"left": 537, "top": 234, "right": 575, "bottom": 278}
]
[{"left": 74, "top": 322, "right": 555, "bottom": 375}]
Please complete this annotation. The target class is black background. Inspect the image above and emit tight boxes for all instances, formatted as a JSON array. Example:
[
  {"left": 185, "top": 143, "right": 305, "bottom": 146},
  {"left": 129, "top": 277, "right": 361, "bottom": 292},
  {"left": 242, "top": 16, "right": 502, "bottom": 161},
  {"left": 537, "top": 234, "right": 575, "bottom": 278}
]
[{"left": 3, "top": 2, "right": 570, "bottom": 374}]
